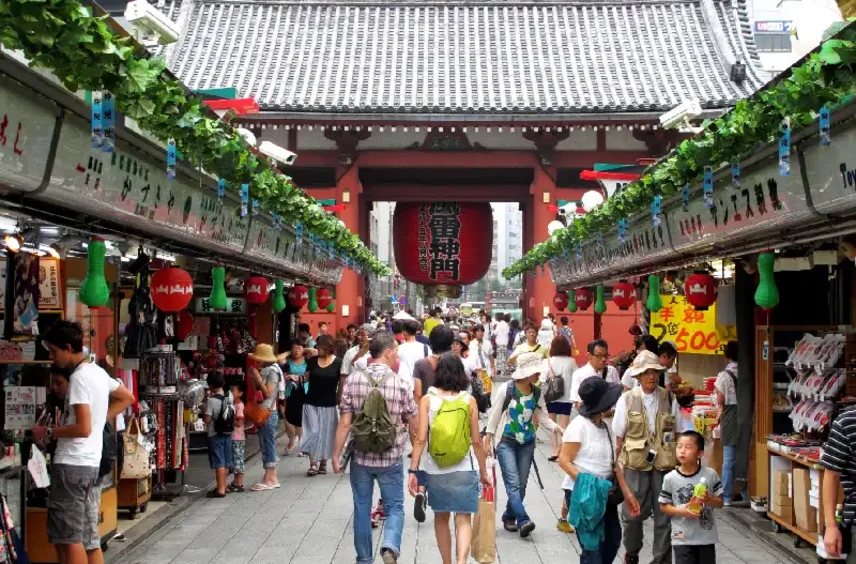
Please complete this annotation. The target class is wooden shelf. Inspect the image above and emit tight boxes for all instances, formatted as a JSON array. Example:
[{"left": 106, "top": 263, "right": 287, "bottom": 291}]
[
  {"left": 768, "top": 446, "right": 824, "bottom": 470},
  {"left": 768, "top": 511, "right": 817, "bottom": 545}
]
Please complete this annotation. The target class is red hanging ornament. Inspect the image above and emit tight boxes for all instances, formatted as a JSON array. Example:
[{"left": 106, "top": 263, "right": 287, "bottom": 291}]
[
  {"left": 684, "top": 272, "right": 718, "bottom": 311},
  {"left": 150, "top": 267, "right": 193, "bottom": 312},
  {"left": 176, "top": 310, "right": 194, "bottom": 341},
  {"left": 575, "top": 288, "right": 594, "bottom": 311},
  {"left": 288, "top": 285, "right": 309, "bottom": 309},
  {"left": 553, "top": 291, "right": 570, "bottom": 311},
  {"left": 245, "top": 276, "right": 269, "bottom": 305},
  {"left": 612, "top": 281, "right": 637, "bottom": 311},
  {"left": 316, "top": 288, "right": 333, "bottom": 310}
]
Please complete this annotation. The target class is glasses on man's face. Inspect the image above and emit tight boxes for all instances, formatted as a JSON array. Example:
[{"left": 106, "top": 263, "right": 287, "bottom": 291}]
[{"left": 590, "top": 352, "right": 610, "bottom": 360}]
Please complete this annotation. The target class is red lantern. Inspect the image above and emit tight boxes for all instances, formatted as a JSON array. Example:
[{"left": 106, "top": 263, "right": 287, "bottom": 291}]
[
  {"left": 553, "top": 291, "right": 570, "bottom": 311},
  {"left": 392, "top": 202, "right": 493, "bottom": 286},
  {"left": 576, "top": 288, "right": 594, "bottom": 311},
  {"left": 150, "top": 267, "right": 193, "bottom": 312},
  {"left": 176, "top": 310, "right": 194, "bottom": 341},
  {"left": 317, "top": 288, "right": 333, "bottom": 310},
  {"left": 612, "top": 281, "right": 637, "bottom": 311},
  {"left": 288, "top": 285, "right": 309, "bottom": 309},
  {"left": 684, "top": 272, "right": 717, "bottom": 310},
  {"left": 245, "top": 276, "right": 269, "bottom": 305}
]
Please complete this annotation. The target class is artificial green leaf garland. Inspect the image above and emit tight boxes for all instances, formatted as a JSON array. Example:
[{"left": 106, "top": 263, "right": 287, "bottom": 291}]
[
  {"left": 79, "top": 238, "right": 110, "bottom": 308},
  {"left": 646, "top": 275, "right": 663, "bottom": 312},
  {"left": 754, "top": 252, "right": 780, "bottom": 310},
  {"left": 594, "top": 285, "right": 607, "bottom": 314},
  {"left": 0, "top": 0, "right": 389, "bottom": 276},
  {"left": 502, "top": 26, "right": 856, "bottom": 279},
  {"left": 272, "top": 280, "right": 286, "bottom": 313},
  {"left": 208, "top": 266, "right": 228, "bottom": 311}
]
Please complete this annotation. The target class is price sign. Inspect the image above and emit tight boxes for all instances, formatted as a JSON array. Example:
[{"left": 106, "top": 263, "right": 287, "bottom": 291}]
[{"left": 649, "top": 295, "right": 737, "bottom": 355}]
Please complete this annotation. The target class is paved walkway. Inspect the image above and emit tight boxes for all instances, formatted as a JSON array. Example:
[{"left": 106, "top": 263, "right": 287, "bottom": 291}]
[{"left": 112, "top": 430, "right": 805, "bottom": 564}]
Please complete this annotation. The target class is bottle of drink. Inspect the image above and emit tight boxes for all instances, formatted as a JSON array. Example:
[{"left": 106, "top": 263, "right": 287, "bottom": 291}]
[{"left": 687, "top": 478, "right": 708, "bottom": 515}]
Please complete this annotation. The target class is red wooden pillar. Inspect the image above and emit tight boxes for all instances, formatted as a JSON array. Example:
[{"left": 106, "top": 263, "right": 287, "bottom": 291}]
[
  {"left": 528, "top": 165, "right": 557, "bottom": 322},
  {"left": 335, "top": 165, "right": 364, "bottom": 330}
]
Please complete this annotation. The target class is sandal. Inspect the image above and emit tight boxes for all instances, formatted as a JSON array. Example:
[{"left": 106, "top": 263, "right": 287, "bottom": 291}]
[
  {"left": 251, "top": 483, "right": 272, "bottom": 492},
  {"left": 306, "top": 464, "right": 319, "bottom": 477},
  {"left": 547, "top": 455, "right": 559, "bottom": 462},
  {"left": 318, "top": 461, "right": 327, "bottom": 475},
  {"left": 228, "top": 484, "right": 245, "bottom": 493}
]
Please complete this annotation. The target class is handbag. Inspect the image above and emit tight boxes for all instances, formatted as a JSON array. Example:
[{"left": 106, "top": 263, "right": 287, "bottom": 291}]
[
  {"left": 543, "top": 360, "right": 564, "bottom": 403},
  {"left": 120, "top": 417, "right": 151, "bottom": 480},
  {"left": 244, "top": 401, "right": 271, "bottom": 426},
  {"left": 603, "top": 423, "right": 624, "bottom": 506}
]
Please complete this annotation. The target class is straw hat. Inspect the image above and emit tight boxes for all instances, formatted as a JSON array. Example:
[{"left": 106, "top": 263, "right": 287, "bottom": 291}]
[
  {"left": 248, "top": 343, "right": 278, "bottom": 364},
  {"left": 624, "top": 350, "right": 666, "bottom": 379},
  {"left": 512, "top": 352, "right": 546, "bottom": 380}
]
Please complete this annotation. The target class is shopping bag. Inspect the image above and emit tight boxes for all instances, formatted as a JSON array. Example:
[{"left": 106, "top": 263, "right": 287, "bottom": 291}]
[
  {"left": 120, "top": 418, "right": 151, "bottom": 480},
  {"left": 471, "top": 465, "right": 496, "bottom": 563}
]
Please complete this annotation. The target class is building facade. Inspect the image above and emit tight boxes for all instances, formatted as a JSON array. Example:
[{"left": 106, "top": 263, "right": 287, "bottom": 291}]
[{"left": 750, "top": 0, "right": 841, "bottom": 73}]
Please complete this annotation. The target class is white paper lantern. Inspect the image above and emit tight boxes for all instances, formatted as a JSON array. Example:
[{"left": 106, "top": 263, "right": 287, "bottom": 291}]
[
  {"left": 547, "top": 220, "right": 565, "bottom": 236},
  {"left": 581, "top": 190, "right": 605, "bottom": 212}
]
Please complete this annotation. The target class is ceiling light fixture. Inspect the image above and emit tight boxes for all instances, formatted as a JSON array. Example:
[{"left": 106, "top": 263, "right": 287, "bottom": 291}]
[{"left": 4, "top": 233, "right": 22, "bottom": 252}]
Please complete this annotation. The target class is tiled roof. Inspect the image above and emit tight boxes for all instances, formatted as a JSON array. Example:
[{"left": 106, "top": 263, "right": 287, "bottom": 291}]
[{"left": 163, "top": 0, "right": 767, "bottom": 115}]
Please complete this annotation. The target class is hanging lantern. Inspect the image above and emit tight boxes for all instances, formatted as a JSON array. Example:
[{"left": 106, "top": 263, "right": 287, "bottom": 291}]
[
  {"left": 79, "top": 238, "right": 110, "bottom": 309},
  {"left": 176, "top": 310, "right": 194, "bottom": 341},
  {"left": 245, "top": 276, "right": 269, "bottom": 305},
  {"left": 209, "top": 266, "right": 228, "bottom": 311},
  {"left": 684, "top": 271, "right": 718, "bottom": 311},
  {"left": 392, "top": 202, "right": 493, "bottom": 287},
  {"left": 612, "top": 281, "right": 637, "bottom": 311},
  {"left": 308, "top": 287, "right": 318, "bottom": 313},
  {"left": 272, "top": 280, "right": 286, "bottom": 313},
  {"left": 567, "top": 289, "right": 578, "bottom": 313},
  {"left": 317, "top": 288, "right": 333, "bottom": 310},
  {"left": 326, "top": 288, "right": 336, "bottom": 313},
  {"left": 553, "top": 291, "right": 570, "bottom": 311},
  {"left": 288, "top": 285, "right": 309, "bottom": 309},
  {"left": 646, "top": 275, "right": 663, "bottom": 312},
  {"left": 150, "top": 266, "right": 193, "bottom": 312},
  {"left": 754, "top": 252, "right": 779, "bottom": 310},
  {"left": 594, "top": 285, "right": 607, "bottom": 314},
  {"left": 576, "top": 288, "right": 593, "bottom": 311}
]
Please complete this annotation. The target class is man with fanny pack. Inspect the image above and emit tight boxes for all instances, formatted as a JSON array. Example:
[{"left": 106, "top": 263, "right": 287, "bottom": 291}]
[{"left": 612, "top": 350, "right": 681, "bottom": 564}]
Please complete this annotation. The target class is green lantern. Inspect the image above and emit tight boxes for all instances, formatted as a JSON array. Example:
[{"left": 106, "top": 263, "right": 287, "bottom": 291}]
[
  {"left": 594, "top": 285, "right": 607, "bottom": 314},
  {"left": 308, "top": 287, "right": 318, "bottom": 313},
  {"left": 567, "top": 289, "right": 578, "bottom": 313},
  {"left": 272, "top": 280, "right": 286, "bottom": 313},
  {"left": 646, "top": 275, "right": 663, "bottom": 312},
  {"left": 209, "top": 266, "right": 228, "bottom": 311},
  {"left": 754, "top": 252, "right": 779, "bottom": 310},
  {"left": 326, "top": 288, "right": 336, "bottom": 313},
  {"left": 79, "top": 238, "right": 110, "bottom": 308}
]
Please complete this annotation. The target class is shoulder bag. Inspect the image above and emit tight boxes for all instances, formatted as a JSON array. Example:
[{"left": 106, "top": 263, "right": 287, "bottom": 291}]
[
  {"left": 543, "top": 359, "right": 565, "bottom": 403},
  {"left": 604, "top": 423, "right": 625, "bottom": 506},
  {"left": 246, "top": 366, "right": 279, "bottom": 426},
  {"left": 120, "top": 417, "right": 151, "bottom": 480}
]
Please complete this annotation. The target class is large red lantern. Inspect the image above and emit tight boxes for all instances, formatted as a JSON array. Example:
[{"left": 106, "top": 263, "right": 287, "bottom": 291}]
[
  {"left": 245, "top": 276, "right": 269, "bottom": 305},
  {"left": 392, "top": 202, "right": 493, "bottom": 287},
  {"left": 684, "top": 272, "right": 717, "bottom": 310},
  {"left": 575, "top": 288, "right": 594, "bottom": 311},
  {"left": 288, "top": 285, "right": 309, "bottom": 309},
  {"left": 150, "top": 267, "right": 193, "bottom": 312},
  {"left": 553, "top": 292, "right": 570, "bottom": 311},
  {"left": 612, "top": 281, "right": 637, "bottom": 311},
  {"left": 316, "top": 288, "right": 333, "bottom": 310},
  {"left": 176, "top": 310, "right": 194, "bottom": 341}
]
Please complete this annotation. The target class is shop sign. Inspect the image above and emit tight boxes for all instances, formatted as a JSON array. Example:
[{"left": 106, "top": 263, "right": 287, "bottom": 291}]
[
  {"left": 803, "top": 123, "right": 856, "bottom": 216},
  {"left": 38, "top": 257, "right": 61, "bottom": 309},
  {"left": 0, "top": 79, "right": 59, "bottom": 193},
  {"left": 650, "top": 295, "right": 737, "bottom": 355},
  {"left": 195, "top": 297, "right": 246, "bottom": 315},
  {"left": 754, "top": 21, "right": 793, "bottom": 33}
]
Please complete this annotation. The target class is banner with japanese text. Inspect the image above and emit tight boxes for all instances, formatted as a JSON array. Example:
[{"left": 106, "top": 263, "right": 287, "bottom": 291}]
[{"left": 650, "top": 295, "right": 737, "bottom": 355}]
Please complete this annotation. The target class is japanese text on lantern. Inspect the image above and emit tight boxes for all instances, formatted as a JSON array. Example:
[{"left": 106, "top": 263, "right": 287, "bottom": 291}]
[
  {"left": 425, "top": 203, "right": 461, "bottom": 282},
  {"left": 650, "top": 295, "right": 737, "bottom": 355}
]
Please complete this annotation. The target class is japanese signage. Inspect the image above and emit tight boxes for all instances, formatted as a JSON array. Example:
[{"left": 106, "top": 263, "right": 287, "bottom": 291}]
[
  {"left": 0, "top": 78, "right": 58, "bottom": 193},
  {"left": 5, "top": 386, "right": 36, "bottom": 430},
  {"left": 418, "top": 203, "right": 461, "bottom": 282},
  {"left": 754, "top": 21, "right": 793, "bottom": 33},
  {"left": 195, "top": 297, "right": 247, "bottom": 315},
  {"left": 38, "top": 258, "right": 61, "bottom": 309},
  {"left": 650, "top": 295, "right": 736, "bottom": 355}
]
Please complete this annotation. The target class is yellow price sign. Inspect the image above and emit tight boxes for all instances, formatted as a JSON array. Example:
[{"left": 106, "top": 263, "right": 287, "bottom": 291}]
[{"left": 650, "top": 295, "right": 737, "bottom": 355}]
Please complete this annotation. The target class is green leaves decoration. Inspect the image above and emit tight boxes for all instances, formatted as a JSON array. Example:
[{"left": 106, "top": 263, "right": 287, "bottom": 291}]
[
  {"left": 0, "top": 0, "right": 389, "bottom": 276},
  {"left": 503, "top": 25, "right": 856, "bottom": 279}
]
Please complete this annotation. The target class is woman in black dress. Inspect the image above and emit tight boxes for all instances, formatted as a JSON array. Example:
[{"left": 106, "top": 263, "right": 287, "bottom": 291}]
[{"left": 297, "top": 335, "right": 344, "bottom": 476}]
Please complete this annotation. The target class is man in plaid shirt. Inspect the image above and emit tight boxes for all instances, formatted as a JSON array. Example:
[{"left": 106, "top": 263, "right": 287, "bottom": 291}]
[{"left": 333, "top": 332, "right": 416, "bottom": 564}]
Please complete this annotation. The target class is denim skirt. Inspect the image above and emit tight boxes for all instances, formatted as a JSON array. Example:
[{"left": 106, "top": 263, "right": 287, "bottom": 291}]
[{"left": 425, "top": 471, "right": 479, "bottom": 514}]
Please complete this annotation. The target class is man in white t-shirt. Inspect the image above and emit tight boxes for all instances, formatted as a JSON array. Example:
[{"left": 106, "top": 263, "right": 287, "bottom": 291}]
[
  {"left": 569, "top": 339, "right": 620, "bottom": 408},
  {"left": 493, "top": 313, "right": 510, "bottom": 379},
  {"left": 341, "top": 325, "right": 373, "bottom": 377},
  {"left": 34, "top": 321, "right": 134, "bottom": 564},
  {"left": 396, "top": 319, "right": 432, "bottom": 386},
  {"left": 469, "top": 324, "right": 494, "bottom": 379}
]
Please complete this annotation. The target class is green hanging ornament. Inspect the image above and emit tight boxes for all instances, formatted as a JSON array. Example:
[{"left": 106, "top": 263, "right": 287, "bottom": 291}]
[
  {"left": 646, "top": 275, "right": 663, "bottom": 312},
  {"left": 594, "top": 285, "right": 607, "bottom": 314},
  {"left": 567, "top": 289, "right": 578, "bottom": 313},
  {"left": 79, "top": 238, "right": 110, "bottom": 308},
  {"left": 209, "top": 266, "right": 228, "bottom": 311},
  {"left": 308, "top": 287, "right": 318, "bottom": 313},
  {"left": 272, "top": 280, "right": 286, "bottom": 313},
  {"left": 754, "top": 252, "right": 779, "bottom": 310},
  {"left": 326, "top": 288, "right": 336, "bottom": 313}
]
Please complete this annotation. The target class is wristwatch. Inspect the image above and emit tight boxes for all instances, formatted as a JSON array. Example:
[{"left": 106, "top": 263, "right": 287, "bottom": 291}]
[
  {"left": 407, "top": 469, "right": 419, "bottom": 475},
  {"left": 45, "top": 428, "right": 53, "bottom": 438}
]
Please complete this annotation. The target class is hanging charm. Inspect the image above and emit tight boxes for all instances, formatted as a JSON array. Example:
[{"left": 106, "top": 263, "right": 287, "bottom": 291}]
[
  {"left": 731, "top": 163, "right": 741, "bottom": 189},
  {"left": 651, "top": 195, "right": 662, "bottom": 227},
  {"left": 618, "top": 219, "right": 628, "bottom": 244},
  {"left": 328, "top": 242, "right": 335, "bottom": 260},
  {"left": 217, "top": 179, "right": 225, "bottom": 200},
  {"left": 166, "top": 138, "right": 177, "bottom": 179},
  {"left": 240, "top": 184, "right": 249, "bottom": 217},
  {"left": 820, "top": 106, "right": 831, "bottom": 146},
  {"left": 703, "top": 167, "right": 714, "bottom": 208},
  {"left": 295, "top": 222, "right": 303, "bottom": 244},
  {"left": 252, "top": 198, "right": 259, "bottom": 216},
  {"left": 91, "top": 91, "right": 104, "bottom": 149},
  {"left": 681, "top": 184, "right": 689, "bottom": 212},
  {"left": 272, "top": 212, "right": 281, "bottom": 229},
  {"left": 101, "top": 92, "right": 115, "bottom": 153},
  {"left": 575, "top": 242, "right": 582, "bottom": 260},
  {"left": 779, "top": 117, "right": 791, "bottom": 176}
]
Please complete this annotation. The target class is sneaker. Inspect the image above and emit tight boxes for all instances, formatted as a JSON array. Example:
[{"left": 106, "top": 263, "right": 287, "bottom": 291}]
[
  {"left": 556, "top": 520, "right": 575, "bottom": 534},
  {"left": 381, "top": 548, "right": 397, "bottom": 564},
  {"left": 624, "top": 555, "right": 640, "bottom": 564},
  {"left": 502, "top": 520, "right": 518, "bottom": 533},
  {"left": 723, "top": 499, "right": 733, "bottom": 507},
  {"left": 414, "top": 492, "right": 427, "bottom": 523},
  {"left": 519, "top": 521, "right": 536, "bottom": 538}
]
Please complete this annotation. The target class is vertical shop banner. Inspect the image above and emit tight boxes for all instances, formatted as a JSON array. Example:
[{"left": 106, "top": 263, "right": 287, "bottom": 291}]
[
  {"left": 101, "top": 92, "right": 115, "bottom": 153},
  {"left": 649, "top": 295, "right": 737, "bottom": 355},
  {"left": 820, "top": 107, "right": 831, "bottom": 146},
  {"left": 217, "top": 179, "right": 225, "bottom": 200},
  {"left": 3, "top": 251, "right": 39, "bottom": 339},
  {"left": 166, "top": 138, "right": 177, "bottom": 179},
  {"left": 90, "top": 91, "right": 103, "bottom": 149},
  {"left": 38, "top": 257, "right": 61, "bottom": 309},
  {"left": 779, "top": 117, "right": 791, "bottom": 176}
]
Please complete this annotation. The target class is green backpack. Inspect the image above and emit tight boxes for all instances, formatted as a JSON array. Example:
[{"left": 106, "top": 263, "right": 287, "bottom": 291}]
[
  {"left": 428, "top": 392, "right": 472, "bottom": 468},
  {"left": 352, "top": 370, "right": 397, "bottom": 453}
]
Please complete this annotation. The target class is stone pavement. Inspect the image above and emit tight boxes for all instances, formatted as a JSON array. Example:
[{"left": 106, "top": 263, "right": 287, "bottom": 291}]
[{"left": 111, "top": 430, "right": 807, "bottom": 564}]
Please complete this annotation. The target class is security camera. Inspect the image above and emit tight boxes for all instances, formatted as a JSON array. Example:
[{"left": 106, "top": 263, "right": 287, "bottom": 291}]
[
  {"left": 659, "top": 99, "right": 703, "bottom": 132},
  {"left": 124, "top": 0, "right": 180, "bottom": 46},
  {"left": 258, "top": 141, "right": 298, "bottom": 166}
]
